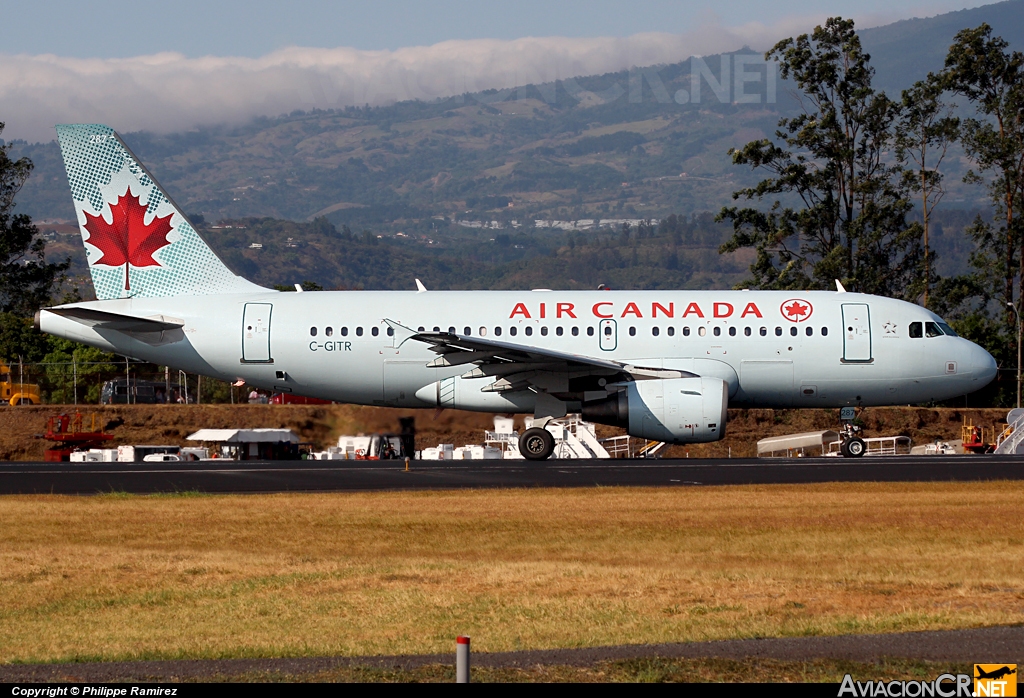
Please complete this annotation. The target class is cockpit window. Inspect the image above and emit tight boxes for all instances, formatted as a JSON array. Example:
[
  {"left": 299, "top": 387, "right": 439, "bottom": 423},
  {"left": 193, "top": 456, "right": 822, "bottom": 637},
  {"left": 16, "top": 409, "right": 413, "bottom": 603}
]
[
  {"left": 937, "top": 322, "right": 958, "bottom": 337},
  {"left": 925, "top": 321, "right": 943, "bottom": 338},
  {"left": 909, "top": 322, "right": 922, "bottom": 338}
]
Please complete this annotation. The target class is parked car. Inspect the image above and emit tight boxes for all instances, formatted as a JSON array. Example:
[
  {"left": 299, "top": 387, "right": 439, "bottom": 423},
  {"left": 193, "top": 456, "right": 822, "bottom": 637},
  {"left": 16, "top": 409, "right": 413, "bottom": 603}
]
[{"left": 143, "top": 453, "right": 185, "bottom": 462}]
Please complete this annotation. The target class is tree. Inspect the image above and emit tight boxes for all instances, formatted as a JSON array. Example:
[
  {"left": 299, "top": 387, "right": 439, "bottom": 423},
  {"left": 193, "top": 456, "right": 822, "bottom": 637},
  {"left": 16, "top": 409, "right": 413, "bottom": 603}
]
[
  {"left": 895, "top": 76, "right": 960, "bottom": 308},
  {"left": 717, "top": 18, "right": 922, "bottom": 297},
  {"left": 941, "top": 24, "right": 1024, "bottom": 329},
  {"left": 0, "top": 122, "right": 70, "bottom": 316}
]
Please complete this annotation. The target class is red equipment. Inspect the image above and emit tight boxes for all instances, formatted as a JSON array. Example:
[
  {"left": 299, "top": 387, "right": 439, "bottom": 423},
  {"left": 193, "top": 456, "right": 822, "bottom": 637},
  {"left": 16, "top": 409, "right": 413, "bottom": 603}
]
[{"left": 43, "top": 413, "right": 114, "bottom": 462}]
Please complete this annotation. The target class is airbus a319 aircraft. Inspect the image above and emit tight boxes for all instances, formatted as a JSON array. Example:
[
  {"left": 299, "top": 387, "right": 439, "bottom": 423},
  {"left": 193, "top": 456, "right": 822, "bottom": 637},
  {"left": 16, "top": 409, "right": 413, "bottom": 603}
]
[{"left": 36, "top": 124, "right": 998, "bottom": 459}]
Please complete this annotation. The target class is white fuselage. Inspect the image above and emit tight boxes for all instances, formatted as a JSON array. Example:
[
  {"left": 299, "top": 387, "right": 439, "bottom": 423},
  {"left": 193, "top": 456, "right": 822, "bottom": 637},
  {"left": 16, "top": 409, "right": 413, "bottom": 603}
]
[{"left": 38, "top": 289, "right": 997, "bottom": 411}]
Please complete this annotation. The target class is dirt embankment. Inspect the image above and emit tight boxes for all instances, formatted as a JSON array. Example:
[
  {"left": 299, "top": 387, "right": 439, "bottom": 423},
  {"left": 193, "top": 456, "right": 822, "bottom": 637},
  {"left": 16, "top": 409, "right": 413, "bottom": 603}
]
[{"left": 0, "top": 404, "right": 1010, "bottom": 461}]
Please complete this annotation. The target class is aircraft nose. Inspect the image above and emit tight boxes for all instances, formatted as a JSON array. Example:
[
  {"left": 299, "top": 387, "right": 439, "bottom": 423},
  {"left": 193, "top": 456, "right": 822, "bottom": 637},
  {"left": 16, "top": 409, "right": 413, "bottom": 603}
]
[{"left": 967, "top": 341, "right": 997, "bottom": 387}]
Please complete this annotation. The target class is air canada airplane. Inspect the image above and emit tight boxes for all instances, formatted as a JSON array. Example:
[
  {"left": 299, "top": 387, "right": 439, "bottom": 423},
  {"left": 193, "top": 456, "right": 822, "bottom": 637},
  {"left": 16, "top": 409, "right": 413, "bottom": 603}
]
[{"left": 36, "top": 124, "right": 998, "bottom": 459}]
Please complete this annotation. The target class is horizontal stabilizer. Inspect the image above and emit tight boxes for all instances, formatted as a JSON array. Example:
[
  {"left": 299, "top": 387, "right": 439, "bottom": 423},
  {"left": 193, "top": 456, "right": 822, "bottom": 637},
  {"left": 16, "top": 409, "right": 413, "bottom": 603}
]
[{"left": 43, "top": 307, "right": 184, "bottom": 332}]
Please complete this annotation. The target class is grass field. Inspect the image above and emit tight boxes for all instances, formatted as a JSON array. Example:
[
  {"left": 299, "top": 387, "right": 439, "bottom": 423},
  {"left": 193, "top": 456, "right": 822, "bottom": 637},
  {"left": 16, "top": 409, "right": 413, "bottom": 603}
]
[
  {"left": 1, "top": 483, "right": 1022, "bottom": 666},
  {"left": 196, "top": 658, "right": 976, "bottom": 683}
]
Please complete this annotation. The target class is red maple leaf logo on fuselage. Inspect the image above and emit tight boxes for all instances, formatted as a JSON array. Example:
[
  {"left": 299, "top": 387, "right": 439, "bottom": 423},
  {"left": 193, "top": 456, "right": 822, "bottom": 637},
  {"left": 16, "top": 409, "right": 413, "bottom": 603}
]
[
  {"left": 82, "top": 189, "right": 173, "bottom": 291},
  {"left": 781, "top": 299, "right": 813, "bottom": 322}
]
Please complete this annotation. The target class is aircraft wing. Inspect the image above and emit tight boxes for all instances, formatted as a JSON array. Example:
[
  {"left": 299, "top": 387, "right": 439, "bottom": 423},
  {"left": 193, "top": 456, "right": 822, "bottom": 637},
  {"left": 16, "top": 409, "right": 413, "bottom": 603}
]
[
  {"left": 44, "top": 307, "right": 185, "bottom": 332},
  {"left": 385, "top": 319, "right": 693, "bottom": 394}
]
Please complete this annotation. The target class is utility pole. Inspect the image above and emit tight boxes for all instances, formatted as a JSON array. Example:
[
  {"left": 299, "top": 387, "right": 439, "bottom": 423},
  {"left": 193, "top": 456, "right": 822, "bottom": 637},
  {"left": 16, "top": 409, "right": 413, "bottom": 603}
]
[{"left": 1009, "top": 302, "right": 1022, "bottom": 408}]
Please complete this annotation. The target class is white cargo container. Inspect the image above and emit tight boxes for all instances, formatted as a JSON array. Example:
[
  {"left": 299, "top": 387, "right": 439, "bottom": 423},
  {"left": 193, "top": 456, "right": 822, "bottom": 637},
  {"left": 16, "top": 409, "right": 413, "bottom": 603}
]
[
  {"left": 453, "top": 445, "right": 502, "bottom": 460},
  {"left": 420, "top": 444, "right": 455, "bottom": 460},
  {"left": 70, "top": 448, "right": 118, "bottom": 462}
]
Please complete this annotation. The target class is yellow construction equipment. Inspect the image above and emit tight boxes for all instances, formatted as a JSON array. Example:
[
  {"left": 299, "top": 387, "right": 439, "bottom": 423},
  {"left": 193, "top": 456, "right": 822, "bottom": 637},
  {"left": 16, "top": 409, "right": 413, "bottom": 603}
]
[{"left": 0, "top": 359, "right": 42, "bottom": 405}]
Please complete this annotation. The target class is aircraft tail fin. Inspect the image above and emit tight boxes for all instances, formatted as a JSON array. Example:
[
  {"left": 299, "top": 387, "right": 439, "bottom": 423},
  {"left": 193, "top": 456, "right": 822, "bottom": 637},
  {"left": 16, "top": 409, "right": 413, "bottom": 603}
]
[{"left": 55, "top": 124, "right": 265, "bottom": 300}]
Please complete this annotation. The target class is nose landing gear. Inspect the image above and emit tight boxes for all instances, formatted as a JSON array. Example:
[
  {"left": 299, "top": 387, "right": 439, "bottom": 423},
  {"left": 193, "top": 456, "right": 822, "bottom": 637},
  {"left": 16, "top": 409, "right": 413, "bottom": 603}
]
[{"left": 839, "top": 422, "right": 866, "bottom": 458}]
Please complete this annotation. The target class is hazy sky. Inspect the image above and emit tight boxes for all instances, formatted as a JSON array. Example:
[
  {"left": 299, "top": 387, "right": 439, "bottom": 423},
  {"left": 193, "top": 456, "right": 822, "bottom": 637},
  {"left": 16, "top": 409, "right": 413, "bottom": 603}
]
[
  {"left": 7, "top": 0, "right": 988, "bottom": 57},
  {"left": 0, "top": 1, "right": 994, "bottom": 142}
]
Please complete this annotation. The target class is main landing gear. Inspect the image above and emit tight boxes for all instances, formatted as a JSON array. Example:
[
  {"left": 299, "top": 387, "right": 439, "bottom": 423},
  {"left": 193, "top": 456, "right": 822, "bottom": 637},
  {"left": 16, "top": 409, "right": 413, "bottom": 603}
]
[{"left": 519, "top": 427, "right": 555, "bottom": 460}]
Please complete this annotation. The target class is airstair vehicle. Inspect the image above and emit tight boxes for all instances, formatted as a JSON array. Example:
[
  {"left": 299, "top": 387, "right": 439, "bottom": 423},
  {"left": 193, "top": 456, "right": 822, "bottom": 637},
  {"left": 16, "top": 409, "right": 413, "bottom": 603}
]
[
  {"left": 994, "top": 409, "right": 1024, "bottom": 454},
  {"left": 482, "top": 415, "right": 664, "bottom": 460}
]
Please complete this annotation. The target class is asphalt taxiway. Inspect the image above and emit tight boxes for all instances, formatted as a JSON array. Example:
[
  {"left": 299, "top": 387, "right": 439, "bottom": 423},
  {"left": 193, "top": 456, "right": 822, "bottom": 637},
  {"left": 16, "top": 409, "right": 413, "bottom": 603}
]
[{"left": 0, "top": 455, "right": 1022, "bottom": 494}]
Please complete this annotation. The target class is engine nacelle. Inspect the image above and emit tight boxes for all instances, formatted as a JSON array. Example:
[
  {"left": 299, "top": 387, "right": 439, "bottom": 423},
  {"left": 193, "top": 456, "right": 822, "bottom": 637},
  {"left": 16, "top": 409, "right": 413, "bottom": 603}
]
[{"left": 582, "top": 376, "right": 728, "bottom": 444}]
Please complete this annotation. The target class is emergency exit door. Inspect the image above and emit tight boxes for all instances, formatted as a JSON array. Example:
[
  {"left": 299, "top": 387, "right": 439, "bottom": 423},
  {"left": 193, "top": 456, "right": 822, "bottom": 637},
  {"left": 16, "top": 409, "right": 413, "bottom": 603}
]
[
  {"left": 841, "top": 303, "right": 872, "bottom": 363},
  {"left": 599, "top": 319, "right": 617, "bottom": 351},
  {"left": 242, "top": 303, "right": 273, "bottom": 363}
]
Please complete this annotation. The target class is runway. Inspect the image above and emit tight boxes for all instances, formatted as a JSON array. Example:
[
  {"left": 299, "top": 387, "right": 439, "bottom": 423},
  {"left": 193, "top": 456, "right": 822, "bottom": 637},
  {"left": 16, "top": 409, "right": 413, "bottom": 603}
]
[{"left": 1, "top": 455, "right": 1022, "bottom": 494}]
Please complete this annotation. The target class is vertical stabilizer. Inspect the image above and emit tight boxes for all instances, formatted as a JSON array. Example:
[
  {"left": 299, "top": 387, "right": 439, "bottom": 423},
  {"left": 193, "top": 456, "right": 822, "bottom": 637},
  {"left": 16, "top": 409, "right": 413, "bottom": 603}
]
[{"left": 55, "top": 124, "right": 265, "bottom": 299}]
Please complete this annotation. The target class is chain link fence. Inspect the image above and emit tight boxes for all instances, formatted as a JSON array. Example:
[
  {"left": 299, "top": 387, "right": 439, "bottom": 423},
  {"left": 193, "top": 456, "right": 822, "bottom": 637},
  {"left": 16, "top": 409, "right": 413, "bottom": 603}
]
[{"left": 2, "top": 358, "right": 247, "bottom": 405}]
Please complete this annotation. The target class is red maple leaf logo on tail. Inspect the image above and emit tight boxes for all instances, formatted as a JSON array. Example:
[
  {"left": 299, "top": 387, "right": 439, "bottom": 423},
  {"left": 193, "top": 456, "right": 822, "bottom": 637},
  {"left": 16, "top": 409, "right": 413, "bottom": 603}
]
[{"left": 83, "top": 189, "right": 173, "bottom": 291}]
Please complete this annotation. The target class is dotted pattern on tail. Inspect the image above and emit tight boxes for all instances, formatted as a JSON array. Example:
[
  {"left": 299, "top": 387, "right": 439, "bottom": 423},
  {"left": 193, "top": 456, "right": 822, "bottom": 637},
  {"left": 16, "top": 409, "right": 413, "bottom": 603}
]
[{"left": 56, "top": 124, "right": 264, "bottom": 300}]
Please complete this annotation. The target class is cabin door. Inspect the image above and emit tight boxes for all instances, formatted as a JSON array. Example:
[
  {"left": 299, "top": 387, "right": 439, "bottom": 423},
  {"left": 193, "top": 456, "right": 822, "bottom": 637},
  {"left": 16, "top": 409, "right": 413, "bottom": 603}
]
[
  {"left": 241, "top": 303, "right": 273, "bottom": 363},
  {"left": 841, "top": 303, "right": 872, "bottom": 363}
]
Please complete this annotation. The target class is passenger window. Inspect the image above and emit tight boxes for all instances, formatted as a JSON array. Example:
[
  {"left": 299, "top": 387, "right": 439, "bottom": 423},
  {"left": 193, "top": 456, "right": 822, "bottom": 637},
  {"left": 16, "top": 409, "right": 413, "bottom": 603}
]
[
  {"left": 541, "top": 326, "right": 548, "bottom": 336},
  {"left": 728, "top": 327, "right": 736, "bottom": 337},
  {"left": 356, "top": 327, "right": 363, "bottom": 336},
  {"left": 683, "top": 327, "right": 690, "bottom": 336},
  {"left": 760, "top": 327, "right": 767, "bottom": 336},
  {"left": 925, "top": 321, "right": 943, "bottom": 338},
  {"left": 821, "top": 327, "right": 828, "bottom": 336},
  {"left": 525, "top": 326, "right": 533, "bottom": 336},
  {"left": 604, "top": 325, "right": 612, "bottom": 336},
  {"left": 372, "top": 327, "right": 379, "bottom": 337},
  {"left": 698, "top": 327, "right": 706, "bottom": 337},
  {"left": 387, "top": 327, "right": 394, "bottom": 337},
  {"left": 479, "top": 327, "right": 487, "bottom": 336},
  {"left": 494, "top": 327, "right": 502, "bottom": 336},
  {"left": 341, "top": 327, "right": 348, "bottom": 336},
  {"left": 432, "top": 326, "right": 440, "bottom": 332},
  {"left": 667, "top": 326, "right": 675, "bottom": 337},
  {"left": 586, "top": 327, "right": 593, "bottom": 336},
  {"left": 325, "top": 327, "right": 333, "bottom": 337},
  {"left": 909, "top": 322, "right": 922, "bottom": 338},
  {"left": 418, "top": 326, "right": 425, "bottom": 332},
  {"left": 805, "top": 327, "right": 812, "bottom": 336},
  {"left": 652, "top": 326, "right": 659, "bottom": 337},
  {"left": 790, "top": 327, "right": 797, "bottom": 337},
  {"left": 713, "top": 327, "right": 721, "bottom": 337},
  {"left": 556, "top": 327, "right": 563, "bottom": 336},
  {"left": 448, "top": 326, "right": 456, "bottom": 334},
  {"left": 775, "top": 327, "right": 782, "bottom": 336},
  {"left": 629, "top": 326, "right": 636, "bottom": 336},
  {"left": 574, "top": 327, "right": 581, "bottom": 336},
  {"left": 509, "top": 326, "right": 517, "bottom": 336},
  {"left": 310, "top": 327, "right": 317, "bottom": 337},
  {"left": 744, "top": 327, "right": 751, "bottom": 336},
  {"left": 464, "top": 327, "right": 471, "bottom": 335}
]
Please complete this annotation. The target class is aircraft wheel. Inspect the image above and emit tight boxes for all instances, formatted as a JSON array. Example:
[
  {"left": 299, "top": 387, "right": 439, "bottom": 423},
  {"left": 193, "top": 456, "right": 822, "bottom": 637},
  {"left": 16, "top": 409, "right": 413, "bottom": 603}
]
[
  {"left": 520, "top": 427, "right": 555, "bottom": 460},
  {"left": 845, "top": 437, "right": 866, "bottom": 458},
  {"left": 839, "top": 440, "right": 850, "bottom": 458}
]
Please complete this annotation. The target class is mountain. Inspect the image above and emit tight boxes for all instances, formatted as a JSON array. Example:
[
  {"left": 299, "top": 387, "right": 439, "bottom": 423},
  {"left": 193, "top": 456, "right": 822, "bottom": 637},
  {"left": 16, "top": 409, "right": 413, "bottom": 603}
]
[
  {"left": 7, "top": 2, "right": 1021, "bottom": 238},
  {"left": 861, "top": 1, "right": 1024, "bottom": 94}
]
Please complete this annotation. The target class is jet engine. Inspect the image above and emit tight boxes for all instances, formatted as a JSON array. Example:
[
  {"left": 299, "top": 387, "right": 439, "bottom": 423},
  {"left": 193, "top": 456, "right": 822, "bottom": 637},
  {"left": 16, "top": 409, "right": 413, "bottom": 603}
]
[{"left": 582, "top": 376, "right": 728, "bottom": 443}]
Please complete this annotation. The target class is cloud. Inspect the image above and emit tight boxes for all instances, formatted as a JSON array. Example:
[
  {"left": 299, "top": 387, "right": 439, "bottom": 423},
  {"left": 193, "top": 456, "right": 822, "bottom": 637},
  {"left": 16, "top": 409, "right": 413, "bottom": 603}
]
[{"left": 0, "top": 11, "right": 913, "bottom": 143}]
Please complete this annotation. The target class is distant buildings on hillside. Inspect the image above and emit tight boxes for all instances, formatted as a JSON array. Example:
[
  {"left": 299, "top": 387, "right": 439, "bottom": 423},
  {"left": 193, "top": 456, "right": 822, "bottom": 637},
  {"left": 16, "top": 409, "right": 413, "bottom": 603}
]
[{"left": 456, "top": 218, "right": 656, "bottom": 231}]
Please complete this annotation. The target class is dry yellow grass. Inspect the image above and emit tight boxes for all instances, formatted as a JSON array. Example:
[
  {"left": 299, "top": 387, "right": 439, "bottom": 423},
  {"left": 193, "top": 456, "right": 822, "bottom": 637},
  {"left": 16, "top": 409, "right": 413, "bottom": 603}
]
[{"left": 1, "top": 483, "right": 1022, "bottom": 664}]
